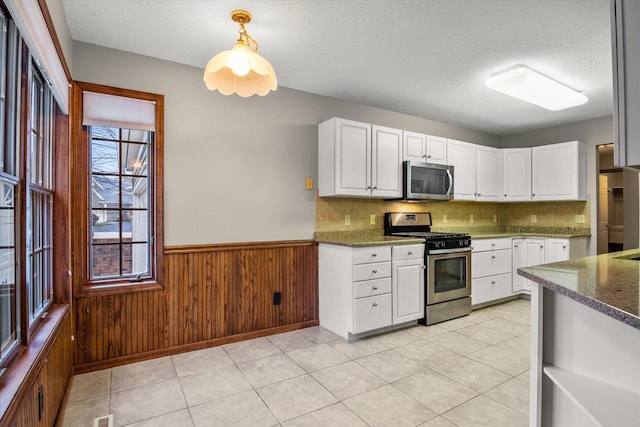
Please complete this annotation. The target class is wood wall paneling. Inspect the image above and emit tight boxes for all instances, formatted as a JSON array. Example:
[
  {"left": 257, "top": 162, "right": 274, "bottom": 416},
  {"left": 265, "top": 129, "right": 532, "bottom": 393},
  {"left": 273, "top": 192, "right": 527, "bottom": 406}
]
[{"left": 73, "top": 242, "right": 319, "bottom": 369}]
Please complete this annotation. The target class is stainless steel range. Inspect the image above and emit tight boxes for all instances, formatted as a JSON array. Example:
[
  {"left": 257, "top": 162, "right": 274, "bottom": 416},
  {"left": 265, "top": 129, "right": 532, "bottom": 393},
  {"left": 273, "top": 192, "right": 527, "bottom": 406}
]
[{"left": 384, "top": 212, "right": 472, "bottom": 325}]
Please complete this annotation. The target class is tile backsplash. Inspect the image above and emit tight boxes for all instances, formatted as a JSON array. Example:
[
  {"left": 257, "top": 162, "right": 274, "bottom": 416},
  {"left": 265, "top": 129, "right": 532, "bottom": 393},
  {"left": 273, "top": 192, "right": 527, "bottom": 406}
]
[{"left": 315, "top": 192, "right": 590, "bottom": 233}]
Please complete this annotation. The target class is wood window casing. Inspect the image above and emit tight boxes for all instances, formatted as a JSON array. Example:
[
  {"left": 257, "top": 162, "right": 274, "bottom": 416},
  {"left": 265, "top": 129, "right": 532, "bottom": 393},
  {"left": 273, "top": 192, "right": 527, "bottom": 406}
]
[{"left": 71, "top": 82, "right": 164, "bottom": 297}]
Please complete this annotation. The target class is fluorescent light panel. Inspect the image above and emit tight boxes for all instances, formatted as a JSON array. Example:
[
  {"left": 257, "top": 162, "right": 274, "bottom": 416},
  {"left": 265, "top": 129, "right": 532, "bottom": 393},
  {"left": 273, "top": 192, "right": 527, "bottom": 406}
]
[{"left": 486, "top": 65, "right": 588, "bottom": 111}]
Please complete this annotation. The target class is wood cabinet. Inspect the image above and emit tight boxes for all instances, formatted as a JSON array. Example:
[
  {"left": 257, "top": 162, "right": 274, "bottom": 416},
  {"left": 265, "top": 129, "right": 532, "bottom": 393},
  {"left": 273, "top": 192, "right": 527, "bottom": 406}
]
[
  {"left": 391, "top": 245, "right": 425, "bottom": 324},
  {"left": 501, "top": 148, "right": 532, "bottom": 201},
  {"left": 471, "top": 238, "right": 512, "bottom": 306},
  {"left": 447, "top": 139, "right": 500, "bottom": 201},
  {"left": 611, "top": 0, "right": 640, "bottom": 168},
  {"left": 5, "top": 308, "right": 73, "bottom": 427},
  {"left": 319, "top": 243, "right": 424, "bottom": 339},
  {"left": 403, "top": 131, "right": 447, "bottom": 165},
  {"left": 532, "top": 141, "right": 586, "bottom": 201},
  {"left": 318, "top": 117, "right": 402, "bottom": 198}
]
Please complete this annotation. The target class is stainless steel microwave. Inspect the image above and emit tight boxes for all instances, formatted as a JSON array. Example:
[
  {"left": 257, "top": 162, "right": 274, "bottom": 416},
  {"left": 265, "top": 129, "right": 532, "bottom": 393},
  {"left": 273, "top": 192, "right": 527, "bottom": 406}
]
[{"left": 403, "top": 161, "right": 454, "bottom": 201}]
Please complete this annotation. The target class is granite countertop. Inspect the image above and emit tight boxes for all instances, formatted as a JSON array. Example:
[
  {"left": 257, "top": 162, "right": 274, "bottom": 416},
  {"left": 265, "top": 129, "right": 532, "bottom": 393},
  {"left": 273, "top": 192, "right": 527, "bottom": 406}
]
[
  {"left": 439, "top": 226, "right": 591, "bottom": 239},
  {"left": 315, "top": 231, "right": 424, "bottom": 247},
  {"left": 519, "top": 249, "right": 640, "bottom": 330}
]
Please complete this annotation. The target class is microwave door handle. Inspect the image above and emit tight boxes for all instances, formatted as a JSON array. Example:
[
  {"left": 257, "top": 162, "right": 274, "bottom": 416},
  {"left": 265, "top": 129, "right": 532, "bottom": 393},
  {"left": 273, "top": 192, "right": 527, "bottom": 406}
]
[{"left": 445, "top": 169, "right": 453, "bottom": 195}]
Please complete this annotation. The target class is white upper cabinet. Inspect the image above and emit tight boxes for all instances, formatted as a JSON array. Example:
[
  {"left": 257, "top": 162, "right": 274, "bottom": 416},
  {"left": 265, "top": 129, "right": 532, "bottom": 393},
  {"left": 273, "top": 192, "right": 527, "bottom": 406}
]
[
  {"left": 318, "top": 117, "right": 401, "bottom": 198},
  {"left": 475, "top": 145, "right": 501, "bottom": 201},
  {"left": 447, "top": 139, "right": 477, "bottom": 200},
  {"left": 402, "top": 132, "right": 447, "bottom": 165},
  {"left": 372, "top": 125, "right": 403, "bottom": 198},
  {"left": 502, "top": 148, "right": 532, "bottom": 201},
  {"left": 531, "top": 141, "right": 586, "bottom": 201},
  {"left": 447, "top": 139, "right": 500, "bottom": 201}
]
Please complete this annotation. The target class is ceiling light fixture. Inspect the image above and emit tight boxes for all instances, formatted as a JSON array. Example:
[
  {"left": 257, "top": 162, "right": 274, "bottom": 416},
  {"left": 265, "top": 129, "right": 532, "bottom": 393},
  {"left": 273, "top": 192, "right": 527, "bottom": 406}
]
[
  {"left": 485, "top": 65, "right": 588, "bottom": 111},
  {"left": 203, "top": 9, "right": 277, "bottom": 97}
]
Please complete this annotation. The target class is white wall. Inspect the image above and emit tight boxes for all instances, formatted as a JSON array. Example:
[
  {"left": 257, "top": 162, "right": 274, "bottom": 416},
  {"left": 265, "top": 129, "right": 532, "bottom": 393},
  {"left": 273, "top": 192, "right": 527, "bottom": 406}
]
[
  {"left": 501, "top": 115, "right": 617, "bottom": 255},
  {"left": 71, "top": 42, "right": 499, "bottom": 246}
]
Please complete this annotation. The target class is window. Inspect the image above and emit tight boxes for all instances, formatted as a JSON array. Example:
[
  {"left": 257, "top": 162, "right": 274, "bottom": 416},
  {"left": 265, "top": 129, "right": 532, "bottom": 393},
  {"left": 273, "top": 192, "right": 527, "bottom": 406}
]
[
  {"left": 27, "top": 65, "right": 53, "bottom": 320},
  {"left": 0, "top": 8, "right": 58, "bottom": 369},
  {"left": 73, "top": 83, "right": 163, "bottom": 292}
]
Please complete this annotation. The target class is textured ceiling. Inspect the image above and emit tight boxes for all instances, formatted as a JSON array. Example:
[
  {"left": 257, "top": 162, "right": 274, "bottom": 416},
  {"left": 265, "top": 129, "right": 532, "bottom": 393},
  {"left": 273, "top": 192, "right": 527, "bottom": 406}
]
[{"left": 60, "top": 0, "right": 613, "bottom": 136}]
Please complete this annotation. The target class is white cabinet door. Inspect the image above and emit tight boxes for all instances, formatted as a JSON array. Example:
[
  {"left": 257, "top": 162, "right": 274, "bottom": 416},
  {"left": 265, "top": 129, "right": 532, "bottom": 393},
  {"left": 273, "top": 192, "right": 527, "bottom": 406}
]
[
  {"left": 532, "top": 141, "right": 586, "bottom": 201},
  {"left": 546, "top": 238, "right": 570, "bottom": 263},
  {"left": 403, "top": 131, "right": 426, "bottom": 162},
  {"left": 392, "top": 258, "right": 424, "bottom": 324},
  {"left": 372, "top": 125, "right": 402, "bottom": 198},
  {"left": 426, "top": 135, "right": 447, "bottom": 165},
  {"left": 502, "top": 148, "right": 532, "bottom": 201},
  {"left": 353, "top": 294, "right": 393, "bottom": 334},
  {"left": 513, "top": 238, "right": 546, "bottom": 292},
  {"left": 447, "top": 139, "right": 477, "bottom": 200},
  {"left": 318, "top": 118, "right": 371, "bottom": 197},
  {"left": 475, "top": 145, "right": 501, "bottom": 201}
]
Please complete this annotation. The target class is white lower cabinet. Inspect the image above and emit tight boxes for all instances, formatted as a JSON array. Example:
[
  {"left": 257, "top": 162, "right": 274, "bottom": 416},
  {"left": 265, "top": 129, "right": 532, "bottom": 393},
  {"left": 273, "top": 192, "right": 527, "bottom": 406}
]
[
  {"left": 392, "top": 245, "right": 425, "bottom": 324},
  {"left": 471, "top": 238, "right": 512, "bottom": 306},
  {"left": 512, "top": 237, "right": 588, "bottom": 293},
  {"left": 319, "top": 243, "right": 424, "bottom": 339}
]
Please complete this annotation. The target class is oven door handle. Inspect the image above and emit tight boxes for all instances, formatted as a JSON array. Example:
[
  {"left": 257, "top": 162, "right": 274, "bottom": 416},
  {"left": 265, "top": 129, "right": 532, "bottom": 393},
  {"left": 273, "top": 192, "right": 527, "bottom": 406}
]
[{"left": 428, "top": 247, "right": 472, "bottom": 255}]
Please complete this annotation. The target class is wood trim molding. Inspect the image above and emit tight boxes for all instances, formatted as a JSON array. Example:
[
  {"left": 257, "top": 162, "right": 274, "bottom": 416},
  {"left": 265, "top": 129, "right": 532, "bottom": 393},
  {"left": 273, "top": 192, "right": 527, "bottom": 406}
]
[
  {"left": 36, "top": 0, "right": 72, "bottom": 82},
  {"left": 74, "top": 319, "right": 319, "bottom": 374},
  {"left": 165, "top": 239, "right": 317, "bottom": 254}
]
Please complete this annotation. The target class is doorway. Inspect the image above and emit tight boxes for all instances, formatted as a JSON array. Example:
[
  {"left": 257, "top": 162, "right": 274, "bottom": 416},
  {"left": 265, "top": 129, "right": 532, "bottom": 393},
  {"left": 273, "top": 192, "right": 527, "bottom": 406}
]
[{"left": 597, "top": 144, "right": 624, "bottom": 254}]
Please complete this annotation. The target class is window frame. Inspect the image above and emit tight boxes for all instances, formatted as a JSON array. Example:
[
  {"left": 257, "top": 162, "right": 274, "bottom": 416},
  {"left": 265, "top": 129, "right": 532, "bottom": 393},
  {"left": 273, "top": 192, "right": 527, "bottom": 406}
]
[{"left": 71, "top": 82, "right": 164, "bottom": 296}]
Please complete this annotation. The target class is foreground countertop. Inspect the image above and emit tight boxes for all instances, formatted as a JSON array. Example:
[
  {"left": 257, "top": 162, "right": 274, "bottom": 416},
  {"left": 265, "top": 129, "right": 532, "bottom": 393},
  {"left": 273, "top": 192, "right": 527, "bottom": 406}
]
[
  {"left": 315, "top": 231, "right": 424, "bottom": 247},
  {"left": 519, "top": 249, "right": 640, "bottom": 330}
]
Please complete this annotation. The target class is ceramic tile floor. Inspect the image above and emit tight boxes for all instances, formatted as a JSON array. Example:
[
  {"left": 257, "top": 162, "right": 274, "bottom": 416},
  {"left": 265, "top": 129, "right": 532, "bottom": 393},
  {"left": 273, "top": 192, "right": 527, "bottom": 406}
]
[{"left": 61, "top": 298, "right": 531, "bottom": 427}]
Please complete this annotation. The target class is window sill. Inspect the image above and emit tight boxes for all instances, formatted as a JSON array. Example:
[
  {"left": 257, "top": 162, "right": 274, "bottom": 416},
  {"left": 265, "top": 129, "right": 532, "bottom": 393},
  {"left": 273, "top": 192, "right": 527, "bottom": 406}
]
[
  {"left": 77, "top": 280, "right": 163, "bottom": 298},
  {"left": 0, "top": 304, "right": 70, "bottom": 424}
]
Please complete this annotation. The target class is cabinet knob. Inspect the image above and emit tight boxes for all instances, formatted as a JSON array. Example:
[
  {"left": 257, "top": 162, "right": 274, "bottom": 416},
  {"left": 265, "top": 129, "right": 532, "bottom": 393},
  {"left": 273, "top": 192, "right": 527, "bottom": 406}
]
[
  {"left": 372, "top": 303, "right": 378, "bottom": 308},
  {"left": 477, "top": 193, "right": 482, "bottom": 197},
  {"left": 491, "top": 281, "right": 496, "bottom": 285},
  {"left": 540, "top": 245, "right": 544, "bottom": 249},
  {"left": 491, "top": 255, "right": 496, "bottom": 259},
  {"left": 372, "top": 286, "right": 378, "bottom": 291},
  {"left": 504, "top": 194, "right": 507, "bottom": 197},
  {"left": 563, "top": 245, "right": 567, "bottom": 249},
  {"left": 372, "top": 270, "right": 378, "bottom": 274},
  {"left": 373, "top": 186, "right": 378, "bottom": 190},
  {"left": 532, "top": 193, "right": 536, "bottom": 197},
  {"left": 408, "top": 251, "right": 413, "bottom": 255},
  {"left": 371, "top": 253, "right": 377, "bottom": 257},
  {"left": 427, "top": 154, "right": 432, "bottom": 159}
]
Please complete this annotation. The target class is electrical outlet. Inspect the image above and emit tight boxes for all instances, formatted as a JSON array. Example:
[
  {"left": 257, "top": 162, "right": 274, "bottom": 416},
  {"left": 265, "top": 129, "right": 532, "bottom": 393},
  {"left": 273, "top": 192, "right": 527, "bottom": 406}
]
[
  {"left": 493, "top": 214, "right": 497, "bottom": 223},
  {"left": 575, "top": 214, "right": 585, "bottom": 223},
  {"left": 470, "top": 214, "right": 474, "bottom": 223},
  {"left": 370, "top": 214, "right": 376, "bottom": 225},
  {"left": 345, "top": 214, "right": 351, "bottom": 225},
  {"left": 443, "top": 214, "right": 448, "bottom": 223},
  {"left": 305, "top": 177, "right": 313, "bottom": 190},
  {"left": 531, "top": 215, "right": 537, "bottom": 223}
]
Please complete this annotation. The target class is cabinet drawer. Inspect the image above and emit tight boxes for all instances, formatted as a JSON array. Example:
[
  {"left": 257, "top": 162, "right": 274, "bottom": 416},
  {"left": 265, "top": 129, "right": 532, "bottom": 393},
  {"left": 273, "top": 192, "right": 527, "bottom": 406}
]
[
  {"left": 353, "top": 294, "right": 392, "bottom": 334},
  {"left": 353, "top": 246, "right": 391, "bottom": 264},
  {"left": 472, "top": 249, "right": 511, "bottom": 278},
  {"left": 472, "top": 238, "right": 512, "bottom": 252},
  {"left": 472, "top": 273, "right": 512, "bottom": 305},
  {"left": 354, "top": 261, "right": 391, "bottom": 281},
  {"left": 354, "top": 278, "right": 392, "bottom": 299},
  {"left": 392, "top": 244, "right": 424, "bottom": 261}
]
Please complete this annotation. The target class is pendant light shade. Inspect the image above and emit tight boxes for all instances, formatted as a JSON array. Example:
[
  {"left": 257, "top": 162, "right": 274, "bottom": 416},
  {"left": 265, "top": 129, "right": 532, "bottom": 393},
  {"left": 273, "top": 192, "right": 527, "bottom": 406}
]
[{"left": 203, "top": 10, "right": 277, "bottom": 97}]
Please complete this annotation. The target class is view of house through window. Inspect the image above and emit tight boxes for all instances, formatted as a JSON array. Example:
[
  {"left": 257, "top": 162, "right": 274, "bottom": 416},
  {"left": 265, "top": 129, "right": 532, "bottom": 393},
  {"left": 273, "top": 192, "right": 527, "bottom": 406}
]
[{"left": 90, "top": 126, "right": 150, "bottom": 279}]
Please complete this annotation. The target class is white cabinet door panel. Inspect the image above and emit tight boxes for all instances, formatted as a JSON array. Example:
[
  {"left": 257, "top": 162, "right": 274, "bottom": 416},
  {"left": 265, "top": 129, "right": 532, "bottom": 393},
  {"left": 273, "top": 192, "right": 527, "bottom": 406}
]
[
  {"left": 392, "top": 259, "right": 424, "bottom": 324},
  {"left": 502, "top": 148, "right": 531, "bottom": 201},
  {"left": 372, "top": 125, "right": 402, "bottom": 197},
  {"left": 353, "top": 294, "right": 393, "bottom": 334}
]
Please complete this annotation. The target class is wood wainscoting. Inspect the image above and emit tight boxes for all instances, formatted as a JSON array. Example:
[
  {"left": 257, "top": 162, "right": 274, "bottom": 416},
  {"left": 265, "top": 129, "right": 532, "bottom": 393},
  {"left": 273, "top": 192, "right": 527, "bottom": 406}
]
[{"left": 73, "top": 240, "right": 319, "bottom": 372}]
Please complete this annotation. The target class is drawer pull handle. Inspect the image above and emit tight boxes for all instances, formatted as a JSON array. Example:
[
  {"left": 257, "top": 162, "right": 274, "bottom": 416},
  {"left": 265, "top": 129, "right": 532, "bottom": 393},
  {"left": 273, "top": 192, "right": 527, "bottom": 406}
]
[
  {"left": 372, "top": 303, "right": 378, "bottom": 307},
  {"left": 491, "top": 255, "right": 496, "bottom": 259},
  {"left": 371, "top": 253, "right": 377, "bottom": 257},
  {"left": 372, "top": 270, "right": 378, "bottom": 274},
  {"left": 491, "top": 281, "right": 496, "bottom": 285},
  {"left": 408, "top": 251, "right": 413, "bottom": 255},
  {"left": 372, "top": 286, "right": 378, "bottom": 291}
]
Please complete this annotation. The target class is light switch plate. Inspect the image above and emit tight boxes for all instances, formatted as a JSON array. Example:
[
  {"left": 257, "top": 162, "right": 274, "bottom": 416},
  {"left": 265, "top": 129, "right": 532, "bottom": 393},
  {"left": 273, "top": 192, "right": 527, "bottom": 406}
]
[
  {"left": 370, "top": 214, "right": 376, "bottom": 225},
  {"left": 531, "top": 215, "right": 537, "bottom": 223},
  {"left": 470, "top": 214, "right": 474, "bottom": 223},
  {"left": 575, "top": 214, "right": 585, "bottom": 223},
  {"left": 305, "top": 177, "right": 313, "bottom": 190},
  {"left": 345, "top": 214, "right": 351, "bottom": 225}
]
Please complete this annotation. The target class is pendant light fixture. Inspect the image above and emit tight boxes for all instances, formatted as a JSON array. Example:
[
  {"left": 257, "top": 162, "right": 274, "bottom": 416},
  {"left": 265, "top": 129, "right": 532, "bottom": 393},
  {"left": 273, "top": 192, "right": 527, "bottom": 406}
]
[{"left": 203, "top": 9, "right": 277, "bottom": 97}]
